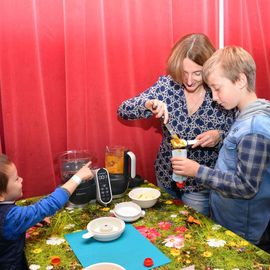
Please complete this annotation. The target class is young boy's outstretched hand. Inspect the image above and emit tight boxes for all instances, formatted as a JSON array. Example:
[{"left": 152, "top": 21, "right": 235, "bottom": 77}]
[
  {"left": 74, "top": 161, "right": 94, "bottom": 181},
  {"left": 62, "top": 161, "right": 94, "bottom": 194}
]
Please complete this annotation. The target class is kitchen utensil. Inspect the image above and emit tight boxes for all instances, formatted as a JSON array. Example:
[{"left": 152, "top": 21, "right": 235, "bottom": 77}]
[
  {"left": 164, "top": 123, "right": 198, "bottom": 147},
  {"left": 163, "top": 121, "right": 177, "bottom": 137}
]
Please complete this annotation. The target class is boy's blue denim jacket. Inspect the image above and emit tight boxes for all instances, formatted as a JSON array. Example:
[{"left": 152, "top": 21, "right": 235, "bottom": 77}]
[{"left": 211, "top": 113, "right": 270, "bottom": 244}]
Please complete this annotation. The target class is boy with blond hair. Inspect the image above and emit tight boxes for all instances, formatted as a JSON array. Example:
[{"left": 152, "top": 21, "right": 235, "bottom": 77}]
[{"left": 171, "top": 46, "right": 270, "bottom": 251}]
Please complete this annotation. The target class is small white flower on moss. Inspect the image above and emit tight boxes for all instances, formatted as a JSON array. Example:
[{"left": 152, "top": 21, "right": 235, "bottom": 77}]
[
  {"left": 64, "top": 223, "right": 75, "bottom": 229},
  {"left": 29, "top": 265, "right": 41, "bottom": 270},
  {"left": 207, "top": 238, "right": 226, "bottom": 247},
  {"left": 46, "top": 237, "right": 65, "bottom": 245},
  {"left": 211, "top": 224, "right": 222, "bottom": 231}
]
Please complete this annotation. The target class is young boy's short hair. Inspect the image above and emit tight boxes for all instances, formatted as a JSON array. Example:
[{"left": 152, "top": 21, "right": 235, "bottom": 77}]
[
  {"left": 0, "top": 154, "right": 12, "bottom": 193},
  {"left": 203, "top": 46, "right": 256, "bottom": 92}
]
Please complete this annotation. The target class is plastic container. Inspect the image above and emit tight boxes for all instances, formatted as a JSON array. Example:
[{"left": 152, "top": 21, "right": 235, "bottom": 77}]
[
  {"left": 58, "top": 150, "right": 94, "bottom": 207},
  {"left": 172, "top": 149, "right": 187, "bottom": 183}
]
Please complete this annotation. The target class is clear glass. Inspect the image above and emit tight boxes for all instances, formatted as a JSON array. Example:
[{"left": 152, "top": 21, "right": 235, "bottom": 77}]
[{"left": 58, "top": 150, "right": 91, "bottom": 183}]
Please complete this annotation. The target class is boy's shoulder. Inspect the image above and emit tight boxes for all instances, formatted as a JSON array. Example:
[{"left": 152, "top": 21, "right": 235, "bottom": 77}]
[
  {"left": 251, "top": 114, "right": 270, "bottom": 138},
  {"left": 229, "top": 113, "right": 270, "bottom": 141}
]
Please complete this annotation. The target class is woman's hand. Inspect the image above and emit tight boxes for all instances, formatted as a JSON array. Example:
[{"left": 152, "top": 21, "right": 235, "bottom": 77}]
[
  {"left": 192, "top": 130, "right": 221, "bottom": 148},
  {"left": 171, "top": 157, "right": 200, "bottom": 177},
  {"left": 145, "top": 99, "right": 169, "bottom": 124}
]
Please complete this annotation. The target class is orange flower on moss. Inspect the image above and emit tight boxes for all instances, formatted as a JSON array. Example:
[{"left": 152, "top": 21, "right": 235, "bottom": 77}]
[
  {"left": 187, "top": 215, "right": 201, "bottom": 225},
  {"left": 51, "top": 256, "right": 61, "bottom": 266}
]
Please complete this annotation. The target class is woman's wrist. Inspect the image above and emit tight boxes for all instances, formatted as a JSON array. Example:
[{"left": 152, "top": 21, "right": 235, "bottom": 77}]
[{"left": 145, "top": 99, "right": 152, "bottom": 110}]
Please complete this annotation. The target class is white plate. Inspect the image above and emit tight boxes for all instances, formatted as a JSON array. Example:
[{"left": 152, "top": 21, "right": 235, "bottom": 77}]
[
  {"left": 84, "top": 262, "right": 126, "bottom": 270},
  {"left": 82, "top": 217, "right": 125, "bottom": 241},
  {"left": 112, "top": 201, "right": 145, "bottom": 222}
]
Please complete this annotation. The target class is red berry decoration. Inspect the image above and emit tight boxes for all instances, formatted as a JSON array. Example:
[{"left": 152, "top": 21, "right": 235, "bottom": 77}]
[
  {"left": 176, "top": 181, "right": 186, "bottom": 189},
  {"left": 144, "top": 257, "right": 154, "bottom": 267}
]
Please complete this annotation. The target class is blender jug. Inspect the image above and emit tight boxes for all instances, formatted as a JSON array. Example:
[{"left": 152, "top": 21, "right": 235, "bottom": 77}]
[
  {"left": 58, "top": 150, "right": 95, "bottom": 207},
  {"left": 105, "top": 146, "right": 136, "bottom": 197}
]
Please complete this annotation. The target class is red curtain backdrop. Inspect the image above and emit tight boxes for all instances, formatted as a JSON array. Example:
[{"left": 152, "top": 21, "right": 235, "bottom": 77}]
[
  {"left": 224, "top": 0, "right": 270, "bottom": 100},
  {"left": 3, "top": 0, "right": 263, "bottom": 198}
]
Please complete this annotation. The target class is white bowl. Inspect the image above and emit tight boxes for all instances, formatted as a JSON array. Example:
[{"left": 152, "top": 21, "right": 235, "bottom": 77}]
[
  {"left": 84, "top": 262, "right": 126, "bottom": 270},
  {"left": 128, "top": 187, "right": 161, "bottom": 208},
  {"left": 82, "top": 217, "right": 125, "bottom": 241},
  {"left": 112, "top": 201, "right": 145, "bottom": 222}
]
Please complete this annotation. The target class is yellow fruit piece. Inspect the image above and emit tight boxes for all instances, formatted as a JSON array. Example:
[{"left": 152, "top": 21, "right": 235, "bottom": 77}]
[{"left": 170, "top": 134, "right": 186, "bottom": 149}]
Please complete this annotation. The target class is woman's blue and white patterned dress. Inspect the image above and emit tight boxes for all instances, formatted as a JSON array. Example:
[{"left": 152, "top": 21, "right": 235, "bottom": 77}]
[{"left": 118, "top": 76, "right": 235, "bottom": 195}]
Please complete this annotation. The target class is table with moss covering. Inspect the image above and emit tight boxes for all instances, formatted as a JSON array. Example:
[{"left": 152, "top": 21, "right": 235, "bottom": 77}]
[{"left": 20, "top": 182, "right": 270, "bottom": 270}]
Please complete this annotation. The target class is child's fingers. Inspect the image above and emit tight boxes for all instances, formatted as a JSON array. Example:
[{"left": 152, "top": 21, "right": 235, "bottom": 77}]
[{"left": 83, "top": 161, "right": 92, "bottom": 167}]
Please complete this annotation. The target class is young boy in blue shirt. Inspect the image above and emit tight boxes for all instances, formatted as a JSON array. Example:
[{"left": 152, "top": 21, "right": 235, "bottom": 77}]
[
  {"left": 171, "top": 46, "right": 270, "bottom": 252},
  {"left": 0, "top": 154, "right": 94, "bottom": 269}
]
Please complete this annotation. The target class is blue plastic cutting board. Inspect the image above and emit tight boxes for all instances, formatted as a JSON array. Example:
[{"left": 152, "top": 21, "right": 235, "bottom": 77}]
[{"left": 65, "top": 224, "right": 171, "bottom": 269}]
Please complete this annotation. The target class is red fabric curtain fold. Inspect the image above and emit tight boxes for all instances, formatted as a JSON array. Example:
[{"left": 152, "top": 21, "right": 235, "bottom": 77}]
[
  {"left": 224, "top": 0, "right": 270, "bottom": 99},
  {"left": 5, "top": 0, "right": 268, "bottom": 198}
]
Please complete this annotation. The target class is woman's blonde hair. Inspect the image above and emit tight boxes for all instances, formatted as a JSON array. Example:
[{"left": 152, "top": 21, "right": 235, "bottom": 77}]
[
  {"left": 167, "top": 33, "right": 215, "bottom": 84},
  {"left": 203, "top": 46, "right": 256, "bottom": 91}
]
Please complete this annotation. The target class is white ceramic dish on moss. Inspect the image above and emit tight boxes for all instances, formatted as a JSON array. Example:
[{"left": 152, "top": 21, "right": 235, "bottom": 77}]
[
  {"left": 111, "top": 201, "right": 145, "bottom": 222},
  {"left": 82, "top": 217, "right": 125, "bottom": 241},
  {"left": 128, "top": 187, "right": 161, "bottom": 208},
  {"left": 84, "top": 262, "right": 126, "bottom": 270}
]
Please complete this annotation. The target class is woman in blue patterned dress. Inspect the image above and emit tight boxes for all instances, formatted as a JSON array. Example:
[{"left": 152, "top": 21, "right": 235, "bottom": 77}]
[{"left": 117, "top": 33, "right": 235, "bottom": 216}]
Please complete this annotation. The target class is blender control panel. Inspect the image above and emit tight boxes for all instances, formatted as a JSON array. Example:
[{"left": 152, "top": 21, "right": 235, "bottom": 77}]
[{"left": 95, "top": 168, "right": 112, "bottom": 206}]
